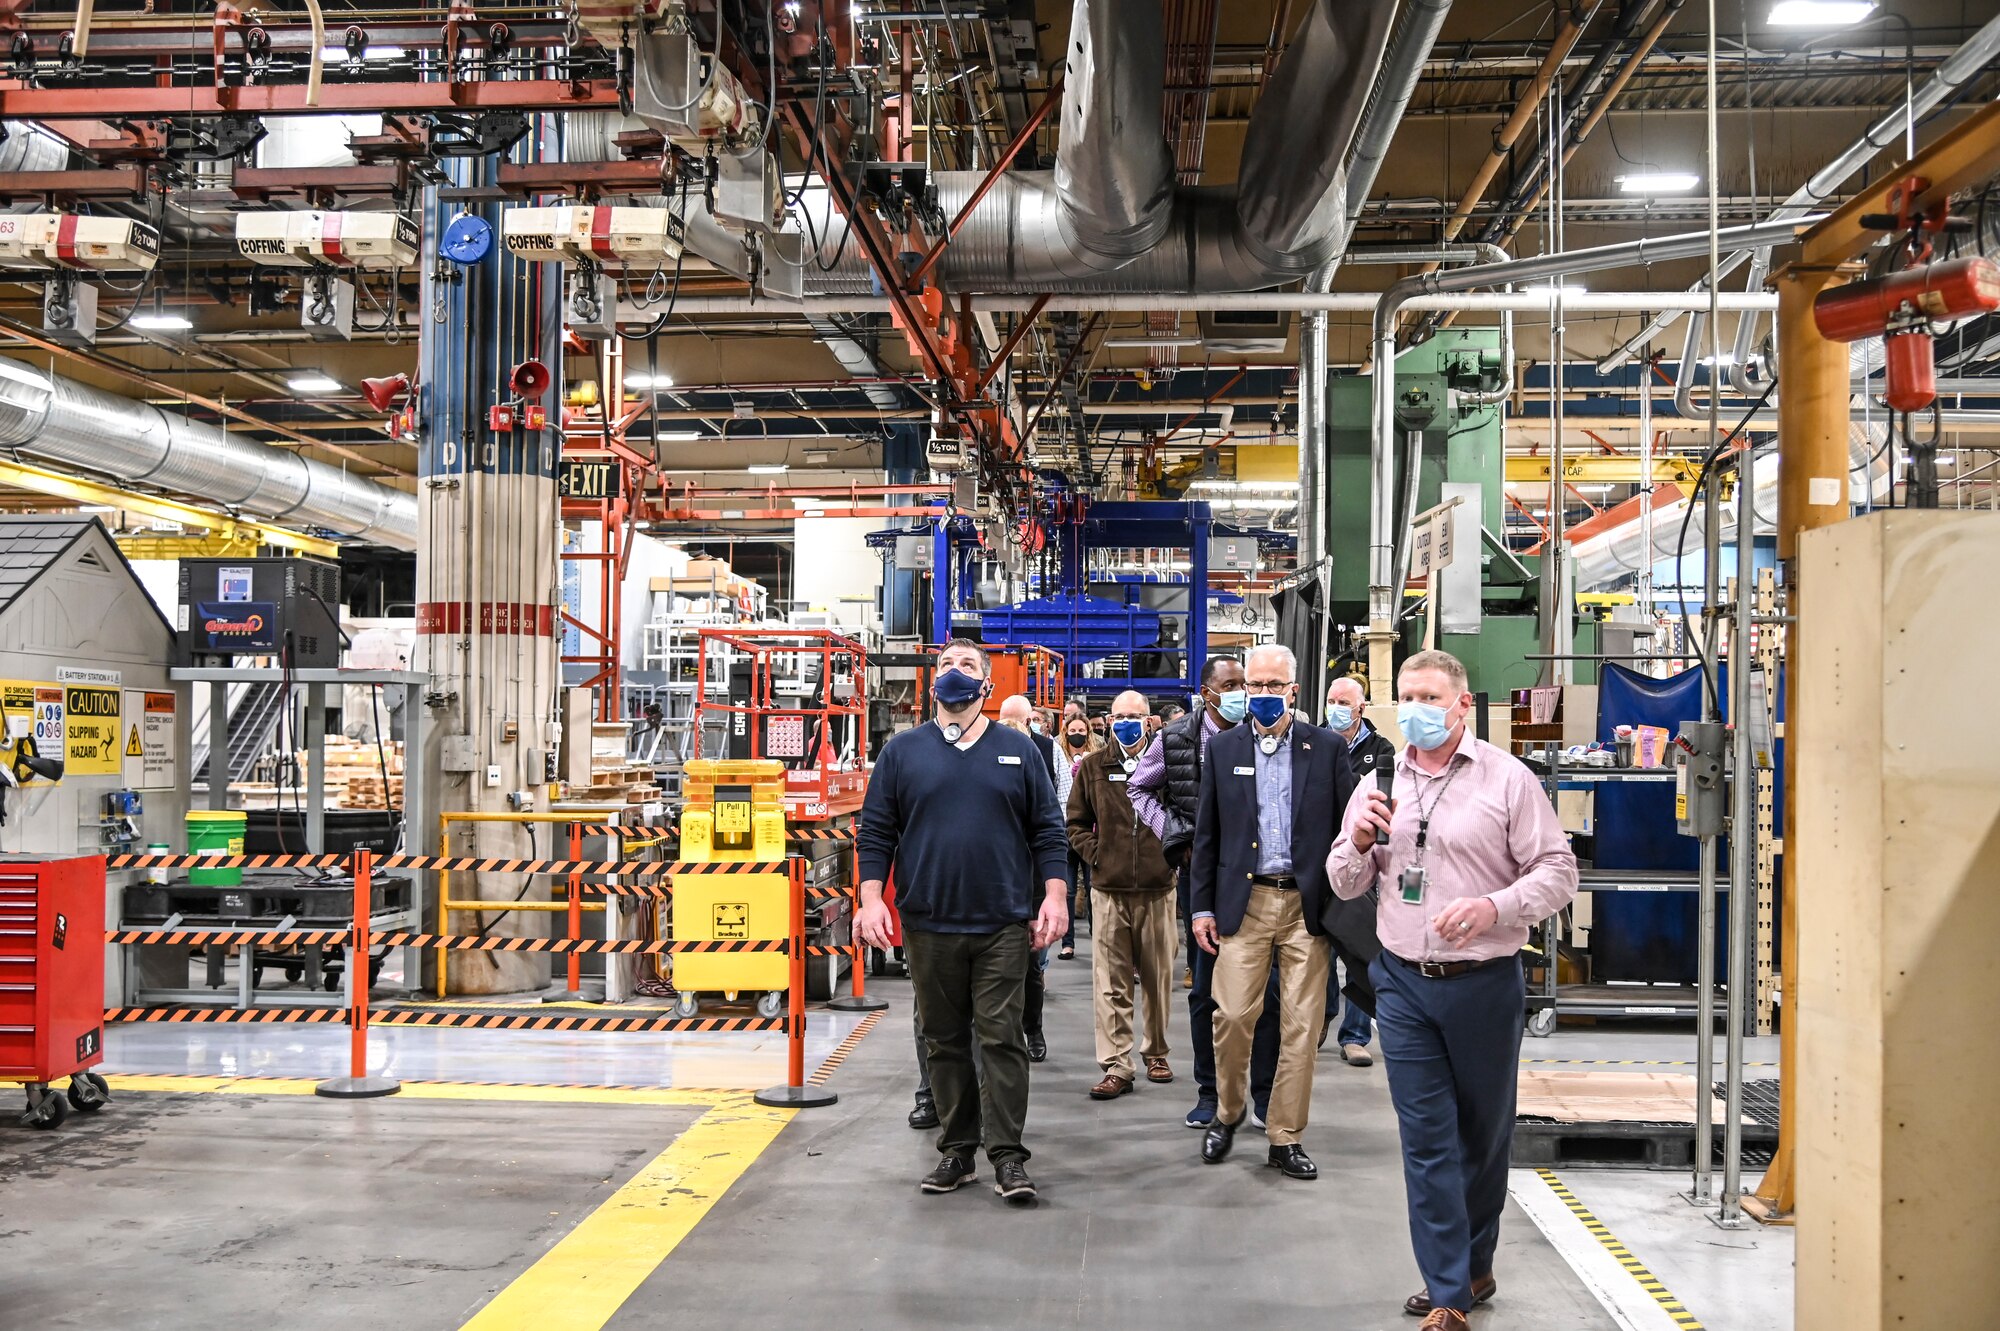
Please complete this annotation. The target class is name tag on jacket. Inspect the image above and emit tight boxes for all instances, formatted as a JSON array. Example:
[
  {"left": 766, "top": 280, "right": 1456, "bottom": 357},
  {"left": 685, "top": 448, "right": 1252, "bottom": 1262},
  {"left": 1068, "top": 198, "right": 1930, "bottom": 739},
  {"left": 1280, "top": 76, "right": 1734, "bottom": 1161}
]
[
  {"left": 1109, "top": 773, "right": 1127, "bottom": 783},
  {"left": 997, "top": 755, "right": 1021, "bottom": 765},
  {"left": 1233, "top": 765, "right": 1255, "bottom": 776}
]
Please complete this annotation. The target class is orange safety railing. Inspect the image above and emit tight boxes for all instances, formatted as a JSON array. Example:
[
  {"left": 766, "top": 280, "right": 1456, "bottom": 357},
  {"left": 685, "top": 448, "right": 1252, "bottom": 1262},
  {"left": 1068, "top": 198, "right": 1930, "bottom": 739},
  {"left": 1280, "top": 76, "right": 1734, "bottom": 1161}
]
[{"left": 98, "top": 847, "right": 839, "bottom": 1108}]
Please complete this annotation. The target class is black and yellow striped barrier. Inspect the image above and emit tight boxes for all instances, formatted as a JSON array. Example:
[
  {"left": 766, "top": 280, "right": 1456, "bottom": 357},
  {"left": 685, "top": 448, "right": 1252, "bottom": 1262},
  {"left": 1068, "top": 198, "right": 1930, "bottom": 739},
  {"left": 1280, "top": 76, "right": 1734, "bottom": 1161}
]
[
  {"left": 107, "top": 928, "right": 352, "bottom": 948},
  {"left": 105, "top": 1005, "right": 349, "bottom": 1025},
  {"left": 369, "top": 933, "right": 788, "bottom": 956}
]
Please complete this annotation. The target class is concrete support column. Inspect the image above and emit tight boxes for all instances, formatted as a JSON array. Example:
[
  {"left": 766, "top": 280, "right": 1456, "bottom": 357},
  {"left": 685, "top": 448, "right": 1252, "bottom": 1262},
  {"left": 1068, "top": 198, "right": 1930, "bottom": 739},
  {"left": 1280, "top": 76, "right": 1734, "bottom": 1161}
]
[{"left": 413, "top": 144, "right": 565, "bottom": 995}]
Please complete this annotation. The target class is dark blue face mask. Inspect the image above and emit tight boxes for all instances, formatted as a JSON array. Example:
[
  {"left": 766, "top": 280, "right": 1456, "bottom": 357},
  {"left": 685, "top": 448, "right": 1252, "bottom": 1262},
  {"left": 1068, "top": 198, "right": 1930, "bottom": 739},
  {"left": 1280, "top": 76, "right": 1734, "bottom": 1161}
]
[
  {"left": 1110, "top": 717, "right": 1145, "bottom": 748},
  {"left": 932, "top": 668, "right": 986, "bottom": 710},
  {"left": 1247, "top": 694, "right": 1289, "bottom": 728}
]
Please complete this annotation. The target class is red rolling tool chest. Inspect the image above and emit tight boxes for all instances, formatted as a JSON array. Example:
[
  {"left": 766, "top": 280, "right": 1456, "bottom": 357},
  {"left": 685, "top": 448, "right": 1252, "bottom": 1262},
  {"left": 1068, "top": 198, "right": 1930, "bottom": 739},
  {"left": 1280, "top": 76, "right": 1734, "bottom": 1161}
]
[{"left": 0, "top": 856, "right": 110, "bottom": 1130}]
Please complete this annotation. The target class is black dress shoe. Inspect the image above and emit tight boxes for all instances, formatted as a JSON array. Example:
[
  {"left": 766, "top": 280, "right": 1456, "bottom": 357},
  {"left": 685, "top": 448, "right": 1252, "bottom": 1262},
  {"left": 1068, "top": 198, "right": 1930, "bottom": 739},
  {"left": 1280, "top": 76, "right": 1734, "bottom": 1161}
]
[
  {"left": 919, "top": 1155, "right": 978, "bottom": 1193},
  {"left": 908, "top": 1093, "right": 938, "bottom": 1130},
  {"left": 1201, "top": 1116, "right": 1240, "bottom": 1164},
  {"left": 1026, "top": 1030, "right": 1048, "bottom": 1063},
  {"left": 1267, "top": 1144, "right": 1318, "bottom": 1180}
]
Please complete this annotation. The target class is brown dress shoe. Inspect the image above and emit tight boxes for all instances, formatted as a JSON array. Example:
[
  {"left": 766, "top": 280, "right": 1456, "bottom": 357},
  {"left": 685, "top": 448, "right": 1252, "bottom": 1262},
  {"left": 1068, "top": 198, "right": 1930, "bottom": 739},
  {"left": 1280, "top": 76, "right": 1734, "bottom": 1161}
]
[
  {"left": 1144, "top": 1057, "right": 1174, "bottom": 1083},
  {"left": 1416, "top": 1312, "right": 1468, "bottom": 1331},
  {"left": 1088, "top": 1073, "right": 1134, "bottom": 1100},
  {"left": 1404, "top": 1275, "right": 1495, "bottom": 1317}
]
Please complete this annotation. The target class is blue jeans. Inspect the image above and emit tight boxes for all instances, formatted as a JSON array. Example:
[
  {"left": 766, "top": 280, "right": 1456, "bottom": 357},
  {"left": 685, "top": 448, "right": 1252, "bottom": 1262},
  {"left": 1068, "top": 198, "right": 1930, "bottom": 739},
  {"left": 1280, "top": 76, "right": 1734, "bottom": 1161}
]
[
  {"left": 1327, "top": 956, "right": 1374, "bottom": 1047},
  {"left": 1179, "top": 863, "right": 1278, "bottom": 1109},
  {"left": 1372, "top": 952, "right": 1526, "bottom": 1314}
]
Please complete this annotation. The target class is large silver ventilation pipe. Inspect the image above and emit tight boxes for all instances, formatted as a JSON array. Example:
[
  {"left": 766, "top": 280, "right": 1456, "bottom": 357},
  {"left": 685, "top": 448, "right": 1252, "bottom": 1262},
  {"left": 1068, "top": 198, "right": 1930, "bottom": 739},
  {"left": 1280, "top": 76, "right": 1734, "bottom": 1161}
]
[
  {"left": 1052, "top": 0, "right": 1173, "bottom": 267},
  {"left": 0, "top": 355, "right": 417, "bottom": 548},
  {"left": 1598, "top": 9, "right": 2000, "bottom": 373},
  {"left": 802, "top": 0, "right": 1396, "bottom": 293},
  {"left": 1298, "top": 0, "right": 1453, "bottom": 639}
]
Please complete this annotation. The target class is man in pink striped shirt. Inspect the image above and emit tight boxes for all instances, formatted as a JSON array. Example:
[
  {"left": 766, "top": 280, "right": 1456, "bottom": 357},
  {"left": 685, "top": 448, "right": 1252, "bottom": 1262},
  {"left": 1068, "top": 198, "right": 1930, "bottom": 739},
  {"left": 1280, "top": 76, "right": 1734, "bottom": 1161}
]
[{"left": 1326, "top": 649, "right": 1577, "bottom": 1331}]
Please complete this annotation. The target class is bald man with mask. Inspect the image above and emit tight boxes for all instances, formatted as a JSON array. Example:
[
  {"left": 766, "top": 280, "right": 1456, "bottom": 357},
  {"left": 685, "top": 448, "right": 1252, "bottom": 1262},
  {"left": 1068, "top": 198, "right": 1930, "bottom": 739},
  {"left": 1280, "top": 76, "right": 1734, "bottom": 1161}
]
[{"left": 1066, "top": 690, "right": 1176, "bottom": 1099}]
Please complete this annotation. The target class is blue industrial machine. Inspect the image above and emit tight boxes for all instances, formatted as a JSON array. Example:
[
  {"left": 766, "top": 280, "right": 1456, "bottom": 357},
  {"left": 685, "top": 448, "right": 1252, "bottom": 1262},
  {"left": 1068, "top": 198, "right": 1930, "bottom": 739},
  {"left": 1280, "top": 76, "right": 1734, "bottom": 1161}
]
[
  {"left": 980, "top": 492, "right": 1214, "bottom": 701},
  {"left": 871, "top": 487, "right": 1250, "bottom": 701}
]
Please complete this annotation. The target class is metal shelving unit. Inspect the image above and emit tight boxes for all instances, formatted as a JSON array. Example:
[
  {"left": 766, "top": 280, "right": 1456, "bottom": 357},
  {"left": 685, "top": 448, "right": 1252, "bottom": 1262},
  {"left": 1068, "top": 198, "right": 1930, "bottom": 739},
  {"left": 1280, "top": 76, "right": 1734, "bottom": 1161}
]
[{"left": 1524, "top": 756, "right": 1731, "bottom": 1036}]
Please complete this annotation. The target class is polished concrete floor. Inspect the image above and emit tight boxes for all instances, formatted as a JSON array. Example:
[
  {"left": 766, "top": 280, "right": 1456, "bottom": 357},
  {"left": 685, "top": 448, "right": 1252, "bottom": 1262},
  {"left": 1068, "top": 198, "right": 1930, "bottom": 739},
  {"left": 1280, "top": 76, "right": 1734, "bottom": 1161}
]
[{"left": 0, "top": 940, "right": 1793, "bottom": 1330}]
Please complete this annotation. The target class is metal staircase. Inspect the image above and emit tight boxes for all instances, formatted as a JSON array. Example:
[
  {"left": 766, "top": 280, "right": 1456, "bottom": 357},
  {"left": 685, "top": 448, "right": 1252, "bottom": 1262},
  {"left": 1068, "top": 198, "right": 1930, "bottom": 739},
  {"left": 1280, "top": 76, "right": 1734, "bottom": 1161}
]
[{"left": 192, "top": 680, "right": 288, "bottom": 786}]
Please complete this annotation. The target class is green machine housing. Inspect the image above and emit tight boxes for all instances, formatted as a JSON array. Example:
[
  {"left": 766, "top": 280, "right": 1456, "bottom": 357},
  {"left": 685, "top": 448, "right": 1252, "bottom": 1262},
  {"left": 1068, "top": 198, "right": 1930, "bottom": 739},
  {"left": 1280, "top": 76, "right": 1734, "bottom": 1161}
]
[{"left": 1321, "top": 328, "right": 1599, "bottom": 697}]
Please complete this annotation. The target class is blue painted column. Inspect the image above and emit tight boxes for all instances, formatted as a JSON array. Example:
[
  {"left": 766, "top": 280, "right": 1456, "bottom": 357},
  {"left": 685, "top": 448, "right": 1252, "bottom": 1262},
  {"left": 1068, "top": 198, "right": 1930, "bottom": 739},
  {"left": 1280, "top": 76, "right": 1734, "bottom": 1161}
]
[{"left": 412, "top": 134, "right": 565, "bottom": 994}]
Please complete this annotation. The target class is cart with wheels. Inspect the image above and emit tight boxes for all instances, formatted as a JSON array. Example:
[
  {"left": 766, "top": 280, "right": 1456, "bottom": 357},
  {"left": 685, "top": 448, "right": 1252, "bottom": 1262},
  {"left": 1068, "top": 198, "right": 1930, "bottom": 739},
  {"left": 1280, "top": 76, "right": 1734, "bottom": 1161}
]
[{"left": 1, "top": 857, "right": 110, "bottom": 1130}]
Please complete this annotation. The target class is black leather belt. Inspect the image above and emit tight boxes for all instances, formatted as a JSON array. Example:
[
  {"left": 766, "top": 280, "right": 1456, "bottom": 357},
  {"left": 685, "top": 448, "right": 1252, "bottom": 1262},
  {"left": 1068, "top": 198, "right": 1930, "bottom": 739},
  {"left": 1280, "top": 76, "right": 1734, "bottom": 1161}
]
[
  {"left": 1388, "top": 952, "right": 1513, "bottom": 980},
  {"left": 1250, "top": 874, "right": 1297, "bottom": 889}
]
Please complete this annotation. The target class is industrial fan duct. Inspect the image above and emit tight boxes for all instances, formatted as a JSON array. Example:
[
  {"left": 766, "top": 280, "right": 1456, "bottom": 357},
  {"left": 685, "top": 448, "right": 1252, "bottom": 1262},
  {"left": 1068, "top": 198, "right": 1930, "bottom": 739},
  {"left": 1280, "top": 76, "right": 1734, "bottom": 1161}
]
[
  {"left": 0, "top": 355, "right": 417, "bottom": 548},
  {"left": 801, "top": 0, "right": 1398, "bottom": 294}
]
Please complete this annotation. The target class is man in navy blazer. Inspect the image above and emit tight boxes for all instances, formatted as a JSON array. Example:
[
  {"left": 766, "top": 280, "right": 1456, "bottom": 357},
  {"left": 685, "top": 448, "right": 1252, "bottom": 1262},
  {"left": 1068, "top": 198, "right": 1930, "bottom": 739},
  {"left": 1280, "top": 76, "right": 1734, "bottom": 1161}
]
[{"left": 1190, "top": 644, "right": 1357, "bottom": 1180}]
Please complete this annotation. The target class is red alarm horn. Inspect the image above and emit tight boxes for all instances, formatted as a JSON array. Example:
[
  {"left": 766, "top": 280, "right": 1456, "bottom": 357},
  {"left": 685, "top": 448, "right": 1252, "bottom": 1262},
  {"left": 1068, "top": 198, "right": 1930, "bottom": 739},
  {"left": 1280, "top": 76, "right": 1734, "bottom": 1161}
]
[
  {"left": 509, "top": 359, "right": 551, "bottom": 399},
  {"left": 359, "top": 373, "right": 410, "bottom": 412}
]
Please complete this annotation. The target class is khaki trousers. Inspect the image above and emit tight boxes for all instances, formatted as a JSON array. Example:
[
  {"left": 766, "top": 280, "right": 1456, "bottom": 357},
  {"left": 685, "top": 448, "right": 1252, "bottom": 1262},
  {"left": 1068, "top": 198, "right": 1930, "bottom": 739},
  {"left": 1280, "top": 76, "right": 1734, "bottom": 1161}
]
[
  {"left": 1090, "top": 888, "right": 1176, "bottom": 1080},
  {"left": 1212, "top": 886, "right": 1331, "bottom": 1146}
]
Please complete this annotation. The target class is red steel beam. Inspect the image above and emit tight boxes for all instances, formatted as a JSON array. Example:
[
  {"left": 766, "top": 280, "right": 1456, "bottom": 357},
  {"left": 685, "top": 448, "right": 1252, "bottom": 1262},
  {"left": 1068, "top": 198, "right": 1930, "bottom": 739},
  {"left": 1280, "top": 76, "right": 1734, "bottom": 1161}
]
[
  {"left": 0, "top": 167, "right": 149, "bottom": 202},
  {"left": 974, "top": 295, "right": 1051, "bottom": 394},
  {"left": 0, "top": 78, "right": 620, "bottom": 118}
]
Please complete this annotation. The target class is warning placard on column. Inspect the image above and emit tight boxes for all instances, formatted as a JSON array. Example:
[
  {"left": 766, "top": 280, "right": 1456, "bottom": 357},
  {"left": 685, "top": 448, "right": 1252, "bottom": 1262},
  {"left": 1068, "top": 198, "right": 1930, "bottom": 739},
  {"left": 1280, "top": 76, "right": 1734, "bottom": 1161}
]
[{"left": 122, "top": 689, "right": 177, "bottom": 789}]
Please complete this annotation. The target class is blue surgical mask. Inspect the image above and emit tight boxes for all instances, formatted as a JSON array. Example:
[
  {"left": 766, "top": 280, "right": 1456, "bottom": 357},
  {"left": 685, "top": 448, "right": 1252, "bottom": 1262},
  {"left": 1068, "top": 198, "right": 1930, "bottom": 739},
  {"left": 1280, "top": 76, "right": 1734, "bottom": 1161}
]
[
  {"left": 1215, "top": 690, "right": 1248, "bottom": 724},
  {"left": 1110, "top": 717, "right": 1145, "bottom": 748},
  {"left": 1398, "top": 701, "right": 1454, "bottom": 751},
  {"left": 932, "top": 668, "right": 986, "bottom": 710},
  {"left": 1246, "top": 694, "right": 1289, "bottom": 728},
  {"left": 1326, "top": 703, "right": 1354, "bottom": 732},
  {"left": 1029, "top": 719, "right": 1045, "bottom": 735}
]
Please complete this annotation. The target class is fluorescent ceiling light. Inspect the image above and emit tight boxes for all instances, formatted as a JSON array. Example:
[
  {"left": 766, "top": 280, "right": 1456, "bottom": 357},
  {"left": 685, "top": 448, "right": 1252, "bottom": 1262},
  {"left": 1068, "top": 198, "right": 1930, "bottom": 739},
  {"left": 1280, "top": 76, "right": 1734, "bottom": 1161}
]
[
  {"left": 1188, "top": 480, "right": 1299, "bottom": 492},
  {"left": 1103, "top": 337, "right": 1203, "bottom": 349},
  {"left": 1698, "top": 353, "right": 1737, "bottom": 367},
  {"left": 624, "top": 373, "right": 674, "bottom": 390},
  {"left": 1574, "top": 483, "right": 1615, "bottom": 494},
  {"left": 321, "top": 44, "right": 406, "bottom": 61},
  {"left": 131, "top": 311, "right": 193, "bottom": 331},
  {"left": 1617, "top": 172, "right": 1701, "bottom": 194},
  {"left": 79, "top": 504, "right": 118, "bottom": 513},
  {"left": 287, "top": 373, "right": 342, "bottom": 393},
  {"left": 651, "top": 430, "right": 703, "bottom": 441},
  {"left": 747, "top": 463, "right": 789, "bottom": 474},
  {"left": 1768, "top": 0, "right": 1875, "bottom": 25}
]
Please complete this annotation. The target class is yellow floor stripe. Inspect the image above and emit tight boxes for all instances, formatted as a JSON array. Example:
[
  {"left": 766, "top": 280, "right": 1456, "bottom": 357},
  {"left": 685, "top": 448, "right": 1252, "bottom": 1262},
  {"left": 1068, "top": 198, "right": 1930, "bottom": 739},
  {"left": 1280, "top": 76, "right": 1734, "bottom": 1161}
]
[
  {"left": 458, "top": 1097, "right": 794, "bottom": 1331},
  {"left": 1536, "top": 1168, "right": 1708, "bottom": 1330}
]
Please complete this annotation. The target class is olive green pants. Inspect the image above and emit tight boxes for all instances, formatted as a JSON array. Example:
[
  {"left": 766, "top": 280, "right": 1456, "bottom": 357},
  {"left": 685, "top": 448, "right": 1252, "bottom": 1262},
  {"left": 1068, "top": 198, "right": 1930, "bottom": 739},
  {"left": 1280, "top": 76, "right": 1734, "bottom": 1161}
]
[{"left": 905, "top": 923, "right": 1033, "bottom": 1165}]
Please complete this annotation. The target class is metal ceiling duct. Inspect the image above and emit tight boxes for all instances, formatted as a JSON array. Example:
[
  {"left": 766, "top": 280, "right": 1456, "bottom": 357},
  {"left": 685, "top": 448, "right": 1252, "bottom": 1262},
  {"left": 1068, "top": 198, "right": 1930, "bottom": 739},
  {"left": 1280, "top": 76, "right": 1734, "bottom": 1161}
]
[
  {"left": 0, "top": 355, "right": 417, "bottom": 548},
  {"left": 803, "top": 0, "right": 1396, "bottom": 293}
]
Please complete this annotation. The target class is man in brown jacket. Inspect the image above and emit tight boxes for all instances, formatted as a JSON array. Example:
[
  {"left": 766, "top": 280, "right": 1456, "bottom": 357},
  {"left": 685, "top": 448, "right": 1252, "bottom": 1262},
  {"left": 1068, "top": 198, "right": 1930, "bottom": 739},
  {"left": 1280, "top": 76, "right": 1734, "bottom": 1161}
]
[{"left": 1067, "top": 689, "right": 1177, "bottom": 1099}]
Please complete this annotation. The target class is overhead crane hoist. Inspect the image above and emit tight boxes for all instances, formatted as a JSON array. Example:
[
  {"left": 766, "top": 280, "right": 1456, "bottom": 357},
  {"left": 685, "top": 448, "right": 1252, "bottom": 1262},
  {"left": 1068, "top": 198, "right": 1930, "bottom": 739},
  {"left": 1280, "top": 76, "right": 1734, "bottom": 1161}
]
[
  {"left": 233, "top": 209, "right": 419, "bottom": 341},
  {"left": 0, "top": 214, "right": 161, "bottom": 346}
]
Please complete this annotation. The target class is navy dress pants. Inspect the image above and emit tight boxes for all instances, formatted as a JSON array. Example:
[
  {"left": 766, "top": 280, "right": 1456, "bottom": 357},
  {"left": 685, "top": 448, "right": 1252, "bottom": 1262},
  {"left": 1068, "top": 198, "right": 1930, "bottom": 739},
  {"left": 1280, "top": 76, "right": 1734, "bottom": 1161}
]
[{"left": 1371, "top": 951, "right": 1526, "bottom": 1314}]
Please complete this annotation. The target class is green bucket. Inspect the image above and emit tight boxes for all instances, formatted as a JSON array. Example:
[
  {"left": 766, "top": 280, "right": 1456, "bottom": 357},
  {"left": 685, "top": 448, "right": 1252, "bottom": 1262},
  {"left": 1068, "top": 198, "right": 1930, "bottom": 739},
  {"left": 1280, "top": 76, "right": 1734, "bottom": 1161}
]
[{"left": 186, "top": 811, "right": 247, "bottom": 887}]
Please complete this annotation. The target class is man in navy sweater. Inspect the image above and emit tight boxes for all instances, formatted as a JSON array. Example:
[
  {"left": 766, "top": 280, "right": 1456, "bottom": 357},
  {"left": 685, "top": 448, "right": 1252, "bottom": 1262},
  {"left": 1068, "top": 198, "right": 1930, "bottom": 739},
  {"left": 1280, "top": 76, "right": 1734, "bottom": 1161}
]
[{"left": 856, "top": 639, "right": 1071, "bottom": 1204}]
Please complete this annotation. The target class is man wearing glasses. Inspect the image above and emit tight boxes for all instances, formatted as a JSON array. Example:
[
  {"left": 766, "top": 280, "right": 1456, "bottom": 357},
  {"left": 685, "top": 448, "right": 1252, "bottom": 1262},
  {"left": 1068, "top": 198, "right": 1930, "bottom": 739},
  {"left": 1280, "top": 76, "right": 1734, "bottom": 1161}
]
[{"left": 1189, "top": 644, "right": 1358, "bottom": 1180}]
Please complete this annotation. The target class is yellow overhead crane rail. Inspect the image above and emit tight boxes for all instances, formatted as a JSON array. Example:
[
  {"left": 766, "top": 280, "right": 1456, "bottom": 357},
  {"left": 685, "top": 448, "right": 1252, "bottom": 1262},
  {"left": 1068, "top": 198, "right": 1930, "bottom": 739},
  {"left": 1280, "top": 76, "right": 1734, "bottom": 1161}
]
[
  {"left": 0, "top": 457, "right": 337, "bottom": 557},
  {"left": 1504, "top": 453, "right": 1705, "bottom": 486}
]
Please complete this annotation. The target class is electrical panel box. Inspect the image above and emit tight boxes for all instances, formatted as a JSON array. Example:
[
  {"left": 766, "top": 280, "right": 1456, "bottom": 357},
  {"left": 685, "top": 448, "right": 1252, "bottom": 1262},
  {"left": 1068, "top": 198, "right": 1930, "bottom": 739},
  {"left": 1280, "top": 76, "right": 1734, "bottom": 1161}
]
[
  {"left": 174, "top": 557, "right": 342, "bottom": 667},
  {"left": 1673, "top": 720, "right": 1727, "bottom": 838}
]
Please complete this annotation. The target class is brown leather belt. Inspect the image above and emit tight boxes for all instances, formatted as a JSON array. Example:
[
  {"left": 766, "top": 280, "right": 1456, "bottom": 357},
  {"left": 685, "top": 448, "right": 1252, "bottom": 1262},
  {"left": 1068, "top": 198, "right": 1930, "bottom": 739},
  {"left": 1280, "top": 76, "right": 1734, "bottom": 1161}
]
[
  {"left": 1388, "top": 952, "right": 1513, "bottom": 980},
  {"left": 1250, "top": 874, "right": 1297, "bottom": 889}
]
